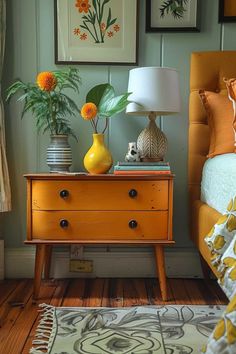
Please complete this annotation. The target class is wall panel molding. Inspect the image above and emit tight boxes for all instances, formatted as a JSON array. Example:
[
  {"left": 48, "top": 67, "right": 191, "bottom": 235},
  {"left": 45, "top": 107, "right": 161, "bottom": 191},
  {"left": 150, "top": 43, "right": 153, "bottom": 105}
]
[{"left": 5, "top": 247, "right": 203, "bottom": 279}]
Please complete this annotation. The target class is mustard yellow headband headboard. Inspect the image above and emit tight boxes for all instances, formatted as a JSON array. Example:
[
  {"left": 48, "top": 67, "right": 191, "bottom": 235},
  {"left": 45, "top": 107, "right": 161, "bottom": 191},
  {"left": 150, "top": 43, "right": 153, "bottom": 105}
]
[{"left": 188, "top": 50, "right": 236, "bottom": 212}]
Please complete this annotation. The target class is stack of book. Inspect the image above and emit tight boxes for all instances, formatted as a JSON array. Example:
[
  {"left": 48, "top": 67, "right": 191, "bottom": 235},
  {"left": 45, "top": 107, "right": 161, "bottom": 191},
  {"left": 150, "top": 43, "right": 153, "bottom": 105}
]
[{"left": 113, "top": 161, "right": 171, "bottom": 175}]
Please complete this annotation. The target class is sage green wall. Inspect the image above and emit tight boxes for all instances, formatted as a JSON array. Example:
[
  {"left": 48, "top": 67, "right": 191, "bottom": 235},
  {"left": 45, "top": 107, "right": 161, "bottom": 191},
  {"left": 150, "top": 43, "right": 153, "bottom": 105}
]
[{"left": 2, "top": 0, "right": 236, "bottom": 250}]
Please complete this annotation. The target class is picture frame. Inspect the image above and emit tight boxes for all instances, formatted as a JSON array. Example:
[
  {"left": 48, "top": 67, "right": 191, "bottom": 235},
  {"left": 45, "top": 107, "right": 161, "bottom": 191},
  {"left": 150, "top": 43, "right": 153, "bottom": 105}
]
[
  {"left": 146, "top": 0, "right": 200, "bottom": 32},
  {"left": 218, "top": 0, "right": 236, "bottom": 23},
  {"left": 54, "top": 0, "right": 138, "bottom": 65}
]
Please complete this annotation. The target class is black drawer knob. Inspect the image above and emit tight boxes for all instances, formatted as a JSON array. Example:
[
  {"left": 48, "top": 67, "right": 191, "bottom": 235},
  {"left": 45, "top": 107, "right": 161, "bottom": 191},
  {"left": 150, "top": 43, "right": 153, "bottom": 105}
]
[
  {"left": 60, "top": 189, "right": 69, "bottom": 198},
  {"left": 129, "top": 189, "right": 138, "bottom": 198},
  {"left": 60, "top": 219, "right": 69, "bottom": 228},
  {"left": 129, "top": 219, "right": 138, "bottom": 229}
]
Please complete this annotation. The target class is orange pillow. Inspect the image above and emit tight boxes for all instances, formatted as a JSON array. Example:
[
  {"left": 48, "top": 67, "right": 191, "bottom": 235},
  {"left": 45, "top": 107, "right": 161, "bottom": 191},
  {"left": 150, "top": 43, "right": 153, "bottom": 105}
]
[
  {"left": 199, "top": 89, "right": 236, "bottom": 158},
  {"left": 225, "top": 77, "right": 236, "bottom": 101}
]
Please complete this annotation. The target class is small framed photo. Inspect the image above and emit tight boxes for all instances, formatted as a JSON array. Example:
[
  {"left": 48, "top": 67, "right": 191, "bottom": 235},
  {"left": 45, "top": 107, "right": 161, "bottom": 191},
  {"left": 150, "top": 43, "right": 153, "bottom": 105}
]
[
  {"left": 146, "top": 0, "right": 200, "bottom": 32},
  {"left": 219, "top": 0, "right": 236, "bottom": 23},
  {"left": 54, "top": 0, "right": 138, "bottom": 65}
]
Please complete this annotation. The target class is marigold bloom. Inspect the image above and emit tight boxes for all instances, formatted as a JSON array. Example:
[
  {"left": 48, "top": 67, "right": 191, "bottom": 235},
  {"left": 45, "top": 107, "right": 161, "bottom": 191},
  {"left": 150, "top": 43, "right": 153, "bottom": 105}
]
[
  {"left": 107, "top": 31, "right": 114, "bottom": 37},
  {"left": 37, "top": 72, "right": 57, "bottom": 92},
  {"left": 81, "top": 102, "right": 97, "bottom": 120},
  {"left": 75, "top": 0, "right": 91, "bottom": 13}
]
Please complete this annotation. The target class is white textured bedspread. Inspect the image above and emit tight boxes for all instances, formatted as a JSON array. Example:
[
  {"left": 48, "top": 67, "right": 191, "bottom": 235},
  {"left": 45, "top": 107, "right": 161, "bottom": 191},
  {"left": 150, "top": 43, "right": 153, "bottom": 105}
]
[{"left": 201, "top": 153, "right": 236, "bottom": 214}]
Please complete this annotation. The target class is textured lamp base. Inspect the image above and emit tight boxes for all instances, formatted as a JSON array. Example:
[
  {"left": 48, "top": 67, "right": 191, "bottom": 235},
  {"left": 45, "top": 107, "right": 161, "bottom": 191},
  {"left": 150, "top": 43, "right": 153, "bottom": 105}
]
[{"left": 137, "top": 114, "right": 168, "bottom": 161}]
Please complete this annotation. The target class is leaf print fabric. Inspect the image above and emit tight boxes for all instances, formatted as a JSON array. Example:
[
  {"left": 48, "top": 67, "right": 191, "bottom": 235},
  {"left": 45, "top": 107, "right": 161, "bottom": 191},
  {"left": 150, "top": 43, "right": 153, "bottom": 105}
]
[
  {"left": 203, "top": 196, "right": 236, "bottom": 353},
  {"left": 205, "top": 196, "right": 236, "bottom": 299},
  {"left": 201, "top": 295, "right": 236, "bottom": 354}
]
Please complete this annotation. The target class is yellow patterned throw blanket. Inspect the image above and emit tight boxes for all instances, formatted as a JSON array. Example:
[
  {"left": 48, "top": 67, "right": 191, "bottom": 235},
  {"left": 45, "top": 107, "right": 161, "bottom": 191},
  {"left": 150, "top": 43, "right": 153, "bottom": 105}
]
[
  {"left": 30, "top": 304, "right": 225, "bottom": 354},
  {"left": 203, "top": 197, "right": 236, "bottom": 353}
]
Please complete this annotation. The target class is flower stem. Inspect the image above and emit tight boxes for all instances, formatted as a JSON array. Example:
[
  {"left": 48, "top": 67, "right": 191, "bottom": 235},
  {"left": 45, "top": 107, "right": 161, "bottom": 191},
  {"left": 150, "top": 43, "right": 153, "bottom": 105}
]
[
  {"left": 102, "top": 117, "right": 109, "bottom": 133},
  {"left": 95, "top": 0, "right": 103, "bottom": 42},
  {"left": 48, "top": 92, "right": 56, "bottom": 134},
  {"left": 82, "top": 21, "right": 99, "bottom": 43},
  {"left": 92, "top": 23, "right": 100, "bottom": 43},
  {"left": 95, "top": 115, "right": 100, "bottom": 133},
  {"left": 90, "top": 118, "right": 97, "bottom": 133}
]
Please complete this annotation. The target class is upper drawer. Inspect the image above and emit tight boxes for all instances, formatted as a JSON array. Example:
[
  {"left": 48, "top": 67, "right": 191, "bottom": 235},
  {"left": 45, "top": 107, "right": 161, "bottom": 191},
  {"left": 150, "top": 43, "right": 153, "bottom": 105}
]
[{"left": 31, "top": 180, "right": 169, "bottom": 211}]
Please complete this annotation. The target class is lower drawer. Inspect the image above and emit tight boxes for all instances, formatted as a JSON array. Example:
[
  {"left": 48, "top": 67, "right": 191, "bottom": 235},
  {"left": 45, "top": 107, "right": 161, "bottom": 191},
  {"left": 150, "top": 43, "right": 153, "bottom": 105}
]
[{"left": 31, "top": 211, "right": 169, "bottom": 240}]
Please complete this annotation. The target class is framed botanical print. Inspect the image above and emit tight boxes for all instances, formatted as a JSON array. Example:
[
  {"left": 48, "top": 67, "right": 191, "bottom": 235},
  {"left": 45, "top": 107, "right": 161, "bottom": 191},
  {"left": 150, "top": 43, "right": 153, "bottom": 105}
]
[
  {"left": 219, "top": 0, "right": 236, "bottom": 22},
  {"left": 54, "top": 0, "right": 138, "bottom": 65},
  {"left": 146, "top": 0, "right": 200, "bottom": 32}
]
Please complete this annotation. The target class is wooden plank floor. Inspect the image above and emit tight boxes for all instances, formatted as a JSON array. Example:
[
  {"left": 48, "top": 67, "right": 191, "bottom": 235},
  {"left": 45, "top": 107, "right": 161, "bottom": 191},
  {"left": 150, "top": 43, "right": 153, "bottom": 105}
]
[{"left": 0, "top": 278, "right": 228, "bottom": 354}]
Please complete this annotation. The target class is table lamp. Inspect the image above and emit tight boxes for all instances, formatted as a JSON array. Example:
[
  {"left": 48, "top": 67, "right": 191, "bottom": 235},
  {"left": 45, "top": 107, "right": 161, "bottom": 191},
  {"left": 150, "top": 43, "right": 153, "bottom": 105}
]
[{"left": 126, "top": 67, "right": 181, "bottom": 161}]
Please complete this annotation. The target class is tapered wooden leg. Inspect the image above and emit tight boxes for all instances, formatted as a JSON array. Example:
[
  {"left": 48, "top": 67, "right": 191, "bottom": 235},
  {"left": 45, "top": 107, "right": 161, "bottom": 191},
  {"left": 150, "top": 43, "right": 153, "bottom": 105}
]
[
  {"left": 154, "top": 245, "right": 167, "bottom": 301},
  {"left": 33, "top": 244, "right": 46, "bottom": 300},
  {"left": 44, "top": 245, "right": 53, "bottom": 280},
  {"left": 199, "top": 253, "right": 212, "bottom": 280}
]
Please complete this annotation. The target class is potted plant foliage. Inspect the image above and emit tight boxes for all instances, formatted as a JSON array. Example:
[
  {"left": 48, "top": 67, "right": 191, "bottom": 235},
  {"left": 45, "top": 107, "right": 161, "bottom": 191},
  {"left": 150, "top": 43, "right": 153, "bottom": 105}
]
[{"left": 6, "top": 68, "right": 81, "bottom": 172}]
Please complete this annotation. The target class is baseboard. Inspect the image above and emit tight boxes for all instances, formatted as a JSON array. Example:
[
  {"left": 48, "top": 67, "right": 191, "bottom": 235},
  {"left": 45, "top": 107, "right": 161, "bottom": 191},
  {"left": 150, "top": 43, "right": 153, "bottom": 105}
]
[{"left": 4, "top": 246, "right": 203, "bottom": 279}]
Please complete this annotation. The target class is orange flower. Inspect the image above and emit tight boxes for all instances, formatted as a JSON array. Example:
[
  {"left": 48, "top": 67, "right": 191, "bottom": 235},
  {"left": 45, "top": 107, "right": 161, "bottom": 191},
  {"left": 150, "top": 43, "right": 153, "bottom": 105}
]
[
  {"left": 113, "top": 24, "right": 120, "bottom": 32},
  {"left": 80, "top": 33, "right": 87, "bottom": 40},
  {"left": 75, "top": 0, "right": 91, "bottom": 13},
  {"left": 37, "top": 72, "right": 57, "bottom": 92},
  {"left": 107, "top": 31, "right": 114, "bottom": 37},
  {"left": 74, "top": 28, "right": 81, "bottom": 35},
  {"left": 81, "top": 102, "right": 97, "bottom": 120},
  {"left": 100, "top": 22, "right": 106, "bottom": 31}
]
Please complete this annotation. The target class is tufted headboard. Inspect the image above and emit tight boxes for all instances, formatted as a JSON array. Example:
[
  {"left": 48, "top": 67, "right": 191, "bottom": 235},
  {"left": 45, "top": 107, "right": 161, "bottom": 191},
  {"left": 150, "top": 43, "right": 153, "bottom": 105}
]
[{"left": 188, "top": 51, "right": 236, "bottom": 225}]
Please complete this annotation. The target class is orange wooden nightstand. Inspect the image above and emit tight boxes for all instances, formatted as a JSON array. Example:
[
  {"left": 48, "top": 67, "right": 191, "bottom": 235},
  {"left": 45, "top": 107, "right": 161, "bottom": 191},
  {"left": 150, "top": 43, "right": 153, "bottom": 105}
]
[{"left": 24, "top": 173, "right": 174, "bottom": 301}]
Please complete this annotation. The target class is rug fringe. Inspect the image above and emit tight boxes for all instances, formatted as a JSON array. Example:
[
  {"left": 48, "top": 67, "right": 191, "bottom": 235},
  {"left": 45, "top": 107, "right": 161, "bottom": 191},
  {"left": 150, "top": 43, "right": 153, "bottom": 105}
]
[{"left": 30, "top": 303, "right": 56, "bottom": 354}]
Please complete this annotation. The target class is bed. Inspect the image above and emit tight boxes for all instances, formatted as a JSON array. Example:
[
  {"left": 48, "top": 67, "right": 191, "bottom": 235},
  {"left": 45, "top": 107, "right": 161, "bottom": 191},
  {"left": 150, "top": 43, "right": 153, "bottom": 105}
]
[
  {"left": 188, "top": 51, "right": 236, "bottom": 353},
  {"left": 188, "top": 50, "right": 236, "bottom": 277}
]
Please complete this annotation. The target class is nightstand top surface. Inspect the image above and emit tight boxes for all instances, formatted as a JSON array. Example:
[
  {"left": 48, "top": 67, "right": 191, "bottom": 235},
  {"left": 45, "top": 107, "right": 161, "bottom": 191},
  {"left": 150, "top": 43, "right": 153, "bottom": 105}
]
[{"left": 24, "top": 173, "right": 174, "bottom": 181}]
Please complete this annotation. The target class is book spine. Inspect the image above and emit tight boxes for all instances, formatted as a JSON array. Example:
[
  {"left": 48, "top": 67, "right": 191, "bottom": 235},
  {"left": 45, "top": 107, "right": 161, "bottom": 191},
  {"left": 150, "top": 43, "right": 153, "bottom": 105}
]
[
  {"left": 114, "top": 165, "right": 170, "bottom": 171},
  {"left": 113, "top": 170, "right": 171, "bottom": 175},
  {"left": 117, "top": 161, "right": 169, "bottom": 166}
]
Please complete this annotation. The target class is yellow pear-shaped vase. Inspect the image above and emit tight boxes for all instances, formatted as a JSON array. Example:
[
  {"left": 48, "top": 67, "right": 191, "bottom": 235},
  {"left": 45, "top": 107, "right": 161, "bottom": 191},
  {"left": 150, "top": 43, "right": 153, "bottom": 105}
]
[{"left": 84, "top": 133, "right": 113, "bottom": 174}]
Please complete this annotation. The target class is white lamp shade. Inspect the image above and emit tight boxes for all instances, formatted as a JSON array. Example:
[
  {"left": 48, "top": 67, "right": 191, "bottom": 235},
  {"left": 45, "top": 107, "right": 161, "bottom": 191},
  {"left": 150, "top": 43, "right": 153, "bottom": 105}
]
[{"left": 126, "top": 67, "right": 181, "bottom": 115}]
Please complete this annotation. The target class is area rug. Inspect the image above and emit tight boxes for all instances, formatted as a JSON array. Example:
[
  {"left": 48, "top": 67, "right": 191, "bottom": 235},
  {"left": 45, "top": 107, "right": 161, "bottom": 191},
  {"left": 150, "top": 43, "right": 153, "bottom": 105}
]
[{"left": 30, "top": 304, "right": 225, "bottom": 354}]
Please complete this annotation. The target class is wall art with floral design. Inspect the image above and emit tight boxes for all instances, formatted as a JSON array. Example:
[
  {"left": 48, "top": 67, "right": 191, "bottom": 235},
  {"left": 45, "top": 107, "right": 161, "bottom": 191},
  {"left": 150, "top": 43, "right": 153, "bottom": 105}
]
[
  {"left": 54, "top": 0, "right": 138, "bottom": 65},
  {"left": 146, "top": 0, "right": 200, "bottom": 32}
]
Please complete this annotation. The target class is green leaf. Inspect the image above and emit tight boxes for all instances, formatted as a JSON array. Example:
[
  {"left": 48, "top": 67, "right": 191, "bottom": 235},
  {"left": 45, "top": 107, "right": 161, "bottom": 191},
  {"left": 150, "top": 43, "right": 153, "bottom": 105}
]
[
  {"left": 92, "top": 0, "right": 97, "bottom": 10},
  {"left": 98, "top": 93, "right": 131, "bottom": 117},
  {"left": 54, "top": 68, "right": 81, "bottom": 93},
  {"left": 86, "top": 83, "right": 114, "bottom": 107},
  {"left": 108, "top": 17, "right": 116, "bottom": 27},
  {"left": 6, "top": 80, "right": 29, "bottom": 101},
  {"left": 106, "top": 8, "right": 111, "bottom": 27},
  {"left": 80, "top": 24, "right": 88, "bottom": 30},
  {"left": 62, "top": 94, "right": 80, "bottom": 114}
]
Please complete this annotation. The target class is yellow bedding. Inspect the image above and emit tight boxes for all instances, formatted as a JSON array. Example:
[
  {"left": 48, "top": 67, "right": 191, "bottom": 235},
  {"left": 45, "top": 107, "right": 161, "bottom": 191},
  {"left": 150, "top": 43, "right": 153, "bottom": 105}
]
[
  {"left": 205, "top": 196, "right": 236, "bottom": 300},
  {"left": 203, "top": 295, "right": 236, "bottom": 353},
  {"left": 203, "top": 197, "right": 236, "bottom": 353}
]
